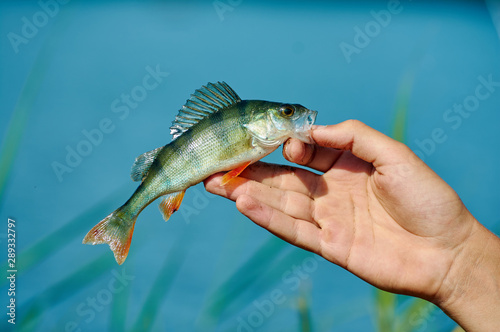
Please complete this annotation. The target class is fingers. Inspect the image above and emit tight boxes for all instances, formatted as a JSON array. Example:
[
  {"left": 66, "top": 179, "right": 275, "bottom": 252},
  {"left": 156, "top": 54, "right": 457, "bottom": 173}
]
[
  {"left": 206, "top": 161, "right": 322, "bottom": 198},
  {"left": 204, "top": 171, "right": 318, "bottom": 222},
  {"left": 205, "top": 171, "right": 323, "bottom": 253},
  {"left": 235, "top": 194, "right": 322, "bottom": 254}
]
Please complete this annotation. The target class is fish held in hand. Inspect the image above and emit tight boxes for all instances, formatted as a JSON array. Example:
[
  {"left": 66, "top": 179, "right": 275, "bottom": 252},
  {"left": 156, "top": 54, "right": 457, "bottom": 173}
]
[{"left": 82, "top": 82, "right": 317, "bottom": 264}]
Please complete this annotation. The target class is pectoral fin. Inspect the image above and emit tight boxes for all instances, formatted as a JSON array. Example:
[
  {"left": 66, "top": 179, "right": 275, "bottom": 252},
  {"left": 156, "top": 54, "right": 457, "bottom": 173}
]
[
  {"left": 221, "top": 161, "right": 252, "bottom": 185},
  {"left": 159, "top": 190, "right": 186, "bottom": 221}
]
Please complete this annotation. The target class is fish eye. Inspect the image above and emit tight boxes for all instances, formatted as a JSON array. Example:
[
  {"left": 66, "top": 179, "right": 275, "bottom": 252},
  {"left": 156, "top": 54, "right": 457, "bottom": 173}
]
[{"left": 280, "top": 104, "right": 295, "bottom": 117}]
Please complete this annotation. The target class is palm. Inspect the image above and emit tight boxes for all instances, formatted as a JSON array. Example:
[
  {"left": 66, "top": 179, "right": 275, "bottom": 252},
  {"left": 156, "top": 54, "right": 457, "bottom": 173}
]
[
  {"left": 311, "top": 150, "right": 466, "bottom": 298},
  {"left": 205, "top": 122, "right": 473, "bottom": 300},
  {"left": 206, "top": 122, "right": 500, "bottom": 331}
]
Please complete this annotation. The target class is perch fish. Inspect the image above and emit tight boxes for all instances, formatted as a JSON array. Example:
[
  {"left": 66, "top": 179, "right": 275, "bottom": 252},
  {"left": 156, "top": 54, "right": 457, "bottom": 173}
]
[{"left": 83, "top": 82, "right": 317, "bottom": 264}]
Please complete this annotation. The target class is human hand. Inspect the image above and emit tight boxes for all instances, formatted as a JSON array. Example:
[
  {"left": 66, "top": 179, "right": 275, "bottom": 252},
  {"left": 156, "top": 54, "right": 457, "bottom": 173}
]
[{"left": 204, "top": 120, "right": 500, "bottom": 331}]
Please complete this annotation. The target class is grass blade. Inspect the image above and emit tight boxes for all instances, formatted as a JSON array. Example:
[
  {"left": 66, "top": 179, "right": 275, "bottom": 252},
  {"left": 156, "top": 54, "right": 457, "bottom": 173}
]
[
  {"left": 196, "top": 236, "right": 287, "bottom": 328},
  {"left": 0, "top": 185, "right": 129, "bottom": 287},
  {"left": 130, "top": 231, "right": 191, "bottom": 332},
  {"left": 110, "top": 269, "right": 132, "bottom": 332},
  {"left": 0, "top": 4, "right": 72, "bottom": 203},
  {"left": 374, "top": 45, "right": 416, "bottom": 332},
  {"left": 374, "top": 289, "right": 397, "bottom": 332},
  {"left": 394, "top": 298, "right": 436, "bottom": 332},
  {"left": 297, "top": 284, "right": 313, "bottom": 332},
  {"left": 1, "top": 253, "right": 113, "bottom": 331},
  {"left": 391, "top": 71, "right": 414, "bottom": 143}
]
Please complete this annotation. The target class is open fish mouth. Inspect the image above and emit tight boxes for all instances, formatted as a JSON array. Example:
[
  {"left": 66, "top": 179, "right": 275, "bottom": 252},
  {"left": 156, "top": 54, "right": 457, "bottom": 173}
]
[
  {"left": 294, "top": 110, "right": 317, "bottom": 144},
  {"left": 307, "top": 110, "right": 317, "bottom": 127}
]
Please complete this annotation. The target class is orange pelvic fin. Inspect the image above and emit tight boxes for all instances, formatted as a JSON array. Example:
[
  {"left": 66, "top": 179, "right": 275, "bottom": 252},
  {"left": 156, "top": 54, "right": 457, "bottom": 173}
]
[
  {"left": 82, "top": 209, "right": 137, "bottom": 265},
  {"left": 221, "top": 161, "right": 252, "bottom": 186},
  {"left": 159, "top": 190, "right": 186, "bottom": 221}
]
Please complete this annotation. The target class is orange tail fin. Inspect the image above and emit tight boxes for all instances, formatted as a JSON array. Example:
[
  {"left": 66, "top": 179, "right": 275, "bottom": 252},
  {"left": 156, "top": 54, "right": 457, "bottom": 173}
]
[{"left": 82, "top": 209, "right": 137, "bottom": 265}]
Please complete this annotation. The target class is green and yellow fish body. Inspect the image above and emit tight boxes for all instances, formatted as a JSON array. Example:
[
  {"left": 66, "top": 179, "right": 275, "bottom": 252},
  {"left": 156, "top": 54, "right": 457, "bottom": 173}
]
[{"left": 83, "top": 82, "right": 317, "bottom": 264}]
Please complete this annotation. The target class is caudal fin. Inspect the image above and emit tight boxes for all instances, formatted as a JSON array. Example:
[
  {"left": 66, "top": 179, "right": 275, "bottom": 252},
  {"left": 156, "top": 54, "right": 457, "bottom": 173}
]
[{"left": 82, "top": 209, "right": 137, "bottom": 265}]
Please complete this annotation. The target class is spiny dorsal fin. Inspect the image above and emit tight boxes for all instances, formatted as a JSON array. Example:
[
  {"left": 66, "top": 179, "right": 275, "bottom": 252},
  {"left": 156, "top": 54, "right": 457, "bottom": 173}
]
[
  {"left": 130, "top": 146, "right": 163, "bottom": 182},
  {"left": 170, "top": 81, "right": 241, "bottom": 139}
]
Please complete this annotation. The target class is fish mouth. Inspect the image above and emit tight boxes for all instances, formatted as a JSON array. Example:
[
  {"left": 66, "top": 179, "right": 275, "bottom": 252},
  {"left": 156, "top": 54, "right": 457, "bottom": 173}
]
[
  {"left": 295, "top": 110, "right": 317, "bottom": 144},
  {"left": 307, "top": 110, "right": 317, "bottom": 127}
]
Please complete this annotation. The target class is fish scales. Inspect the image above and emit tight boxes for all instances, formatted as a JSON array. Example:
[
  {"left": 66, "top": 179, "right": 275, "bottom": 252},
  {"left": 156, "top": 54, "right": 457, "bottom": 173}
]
[
  {"left": 153, "top": 103, "right": 250, "bottom": 191},
  {"left": 83, "top": 82, "right": 317, "bottom": 264}
]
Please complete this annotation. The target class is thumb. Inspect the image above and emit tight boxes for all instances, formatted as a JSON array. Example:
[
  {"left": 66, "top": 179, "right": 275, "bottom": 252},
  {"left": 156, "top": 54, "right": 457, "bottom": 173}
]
[{"left": 311, "top": 120, "right": 416, "bottom": 168}]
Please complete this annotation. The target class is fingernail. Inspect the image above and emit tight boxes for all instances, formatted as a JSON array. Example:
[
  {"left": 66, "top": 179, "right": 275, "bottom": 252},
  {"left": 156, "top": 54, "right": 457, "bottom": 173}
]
[{"left": 283, "top": 139, "right": 291, "bottom": 159}]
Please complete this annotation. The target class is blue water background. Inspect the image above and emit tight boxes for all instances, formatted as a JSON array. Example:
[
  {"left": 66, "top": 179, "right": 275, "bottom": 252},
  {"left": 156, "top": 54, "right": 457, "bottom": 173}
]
[{"left": 1, "top": 1, "right": 500, "bottom": 331}]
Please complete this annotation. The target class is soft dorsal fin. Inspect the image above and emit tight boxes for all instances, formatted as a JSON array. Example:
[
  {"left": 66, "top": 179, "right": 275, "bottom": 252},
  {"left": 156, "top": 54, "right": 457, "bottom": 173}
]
[
  {"left": 130, "top": 146, "right": 163, "bottom": 182},
  {"left": 169, "top": 81, "right": 241, "bottom": 139}
]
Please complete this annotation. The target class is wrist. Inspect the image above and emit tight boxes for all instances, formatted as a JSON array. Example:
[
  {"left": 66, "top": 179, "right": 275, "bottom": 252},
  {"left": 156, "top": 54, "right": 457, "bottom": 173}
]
[{"left": 433, "top": 214, "right": 500, "bottom": 331}]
